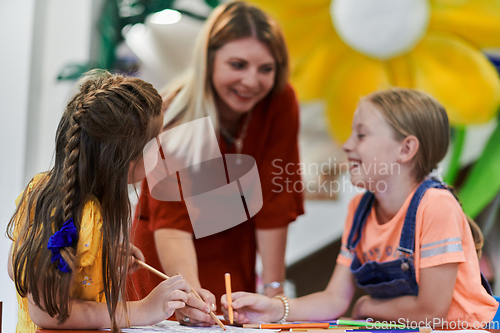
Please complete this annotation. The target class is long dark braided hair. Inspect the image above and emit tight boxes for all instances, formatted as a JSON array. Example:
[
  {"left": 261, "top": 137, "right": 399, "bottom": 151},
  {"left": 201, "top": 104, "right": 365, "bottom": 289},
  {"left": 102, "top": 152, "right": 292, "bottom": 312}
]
[{"left": 8, "top": 70, "right": 162, "bottom": 331}]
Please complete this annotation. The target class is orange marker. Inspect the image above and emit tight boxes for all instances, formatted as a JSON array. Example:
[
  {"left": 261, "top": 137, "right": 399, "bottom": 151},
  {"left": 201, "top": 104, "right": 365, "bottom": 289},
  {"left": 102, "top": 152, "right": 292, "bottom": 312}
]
[{"left": 225, "top": 273, "right": 233, "bottom": 324}]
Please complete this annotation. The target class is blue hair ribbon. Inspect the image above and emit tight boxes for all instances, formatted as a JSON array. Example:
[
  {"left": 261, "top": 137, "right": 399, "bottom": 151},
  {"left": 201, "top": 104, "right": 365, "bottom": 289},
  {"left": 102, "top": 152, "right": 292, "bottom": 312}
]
[{"left": 47, "top": 218, "right": 77, "bottom": 273}]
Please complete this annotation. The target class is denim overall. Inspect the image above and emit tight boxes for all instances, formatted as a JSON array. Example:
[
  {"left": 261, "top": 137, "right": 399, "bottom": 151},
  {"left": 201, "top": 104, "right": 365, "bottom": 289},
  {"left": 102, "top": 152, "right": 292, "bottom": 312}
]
[{"left": 347, "top": 178, "right": 493, "bottom": 299}]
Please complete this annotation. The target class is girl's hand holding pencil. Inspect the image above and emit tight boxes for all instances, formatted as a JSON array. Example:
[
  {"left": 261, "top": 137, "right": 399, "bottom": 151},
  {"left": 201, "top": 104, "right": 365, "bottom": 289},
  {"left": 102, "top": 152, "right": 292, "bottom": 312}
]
[
  {"left": 135, "top": 259, "right": 224, "bottom": 329},
  {"left": 127, "top": 245, "right": 146, "bottom": 274},
  {"left": 139, "top": 274, "right": 191, "bottom": 325},
  {"left": 221, "top": 292, "right": 284, "bottom": 324}
]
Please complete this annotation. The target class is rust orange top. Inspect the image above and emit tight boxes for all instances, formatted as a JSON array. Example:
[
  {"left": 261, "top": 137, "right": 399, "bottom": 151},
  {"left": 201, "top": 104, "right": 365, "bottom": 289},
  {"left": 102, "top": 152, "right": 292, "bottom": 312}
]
[{"left": 127, "top": 84, "right": 304, "bottom": 310}]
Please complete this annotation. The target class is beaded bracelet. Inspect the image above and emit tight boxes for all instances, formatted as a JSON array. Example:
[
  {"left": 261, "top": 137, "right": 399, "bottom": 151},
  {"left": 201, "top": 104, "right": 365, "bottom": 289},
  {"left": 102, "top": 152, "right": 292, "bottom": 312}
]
[{"left": 274, "top": 295, "right": 289, "bottom": 324}]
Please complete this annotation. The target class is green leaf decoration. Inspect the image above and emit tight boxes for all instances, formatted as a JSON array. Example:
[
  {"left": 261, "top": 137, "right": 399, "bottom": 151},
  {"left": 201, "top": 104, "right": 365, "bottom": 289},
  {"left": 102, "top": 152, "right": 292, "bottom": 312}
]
[
  {"left": 458, "top": 120, "right": 500, "bottom": 218},
  {"left": 444, "top": 126, "right": 466, "bottom": 185},
  {"left": 204, "top": 0, "right": 221, "bottom": 9},
  {"left": 58, "top": 0, "right": 212, "bottom": 78}
]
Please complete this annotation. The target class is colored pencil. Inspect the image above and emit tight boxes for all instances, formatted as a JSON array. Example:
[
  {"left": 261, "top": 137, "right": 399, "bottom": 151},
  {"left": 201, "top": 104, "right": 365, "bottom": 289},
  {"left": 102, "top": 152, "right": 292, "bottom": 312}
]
[
  {"left": 290, "top": 328, "right": 412, "bottom": 332},
  {"left": 243, "top": 323, "right": 331, "bottom": 329},
  {"left": 290, "top": 329, "right": 350, "bottom": 332},
  {"left": 345, "top": 328, "right": 420, "bottom": 333},
  {"left": 225, "top": 273, "right": 234, "bottom": 324},
  {"left": 331, "top": 320, "right": 405, "bottom": 329},
  {"left": 345, "top": 329, "right": 420, "bottom": 331},
  {"left": 290, "top": 327, "right": 362, "bottom": 332},
  {"left": 136, "top": 259, "right": 226, "bottom": 330}
]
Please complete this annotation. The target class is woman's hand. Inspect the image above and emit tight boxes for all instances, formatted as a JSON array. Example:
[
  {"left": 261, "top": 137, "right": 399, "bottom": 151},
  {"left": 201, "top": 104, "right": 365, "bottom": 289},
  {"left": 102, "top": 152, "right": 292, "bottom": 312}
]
[
  {"left": 128, "top": 244, "right": 145, "bottom": 274},
  {"left": 176, "top": 287, "right": 216, "bottom": 326},
  {"left": 140, "top": 274, "right": 191, "bottom": 325},
  {"left": 221, "top": 292, "right": 284, "bottom": 324}
]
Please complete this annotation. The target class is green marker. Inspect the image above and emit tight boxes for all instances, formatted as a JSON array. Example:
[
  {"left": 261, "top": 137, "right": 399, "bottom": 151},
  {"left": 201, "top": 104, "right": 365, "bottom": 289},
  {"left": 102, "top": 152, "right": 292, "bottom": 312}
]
[{"left": 331, "top": 319, "right": 406, "bottom": 329}]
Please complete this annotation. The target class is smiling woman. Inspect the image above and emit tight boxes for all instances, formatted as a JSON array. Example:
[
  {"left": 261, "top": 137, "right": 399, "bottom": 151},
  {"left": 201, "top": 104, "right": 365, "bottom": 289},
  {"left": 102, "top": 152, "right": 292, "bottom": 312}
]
[
  {"left": 212, "top": 37, "right": 276, "bottom": 119},
  {"left": 126, "top": 1, "right": 304, "bottom": 328}
]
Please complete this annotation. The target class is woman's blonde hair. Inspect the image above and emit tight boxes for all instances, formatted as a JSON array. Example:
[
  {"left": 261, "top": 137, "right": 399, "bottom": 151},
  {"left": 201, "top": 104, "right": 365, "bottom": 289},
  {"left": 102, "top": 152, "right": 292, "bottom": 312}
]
[
  {"left": 366, "top": 88, "right": 450, "bottom": 183},
  {"left": 159, "top": 1, "right": 289, "bottom": 164}
]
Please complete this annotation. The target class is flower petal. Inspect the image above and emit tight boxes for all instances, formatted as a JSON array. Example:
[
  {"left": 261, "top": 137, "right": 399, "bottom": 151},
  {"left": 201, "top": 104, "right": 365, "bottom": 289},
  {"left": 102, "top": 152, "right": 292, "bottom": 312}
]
[
  {"left": 326, "top": 53, "right": 392, "bottom": 143},
  {"left": 292, "top": 38, "right": 349, "bottom": 101},
  {"left": 386, "top": 55, "right": 414, "bottom": 88},
  {"left": 429, "top": 0, "right": 500, "bottom": 48},
  {"left": 411, "top": 32, "right": 500, "bottom": 125},
  {"left": 248, "top": 1, "right": 341, "bottom": 70}
]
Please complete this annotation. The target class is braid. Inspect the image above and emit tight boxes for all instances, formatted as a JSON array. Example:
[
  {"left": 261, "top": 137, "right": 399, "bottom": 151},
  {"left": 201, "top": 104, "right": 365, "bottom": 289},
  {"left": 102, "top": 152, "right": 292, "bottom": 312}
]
[
  {"left": 58, "top": 106, "right": 85, "bottom": 273},
  {"left": 62, "top": 107, "right": 84, "bottom": 222},
  {"left": 60, "top": 75, "right": 125, "bottom": 220}
]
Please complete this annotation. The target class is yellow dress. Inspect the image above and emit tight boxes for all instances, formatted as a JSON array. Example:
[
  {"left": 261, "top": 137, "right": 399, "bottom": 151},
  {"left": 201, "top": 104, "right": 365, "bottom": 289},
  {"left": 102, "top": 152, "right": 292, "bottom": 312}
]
[{"left": 12, "top": 173, "right": 105, "bottom": 332}]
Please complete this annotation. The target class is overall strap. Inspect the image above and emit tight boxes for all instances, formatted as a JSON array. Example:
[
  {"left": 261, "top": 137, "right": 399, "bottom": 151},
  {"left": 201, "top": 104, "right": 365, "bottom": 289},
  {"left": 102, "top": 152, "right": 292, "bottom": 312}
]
[
  {"left": 347, "top": 191, "right": 375, "bottom": 251},
  {"left": 398, "top": 178, "right": 447, "bottom": 255}
]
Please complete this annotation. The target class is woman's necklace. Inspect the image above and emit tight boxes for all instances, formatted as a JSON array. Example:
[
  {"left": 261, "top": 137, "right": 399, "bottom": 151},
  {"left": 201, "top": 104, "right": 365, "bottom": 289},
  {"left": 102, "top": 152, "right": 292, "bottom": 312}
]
[{"left": 219, "top": 112, "right": 253, "bottom": 164}]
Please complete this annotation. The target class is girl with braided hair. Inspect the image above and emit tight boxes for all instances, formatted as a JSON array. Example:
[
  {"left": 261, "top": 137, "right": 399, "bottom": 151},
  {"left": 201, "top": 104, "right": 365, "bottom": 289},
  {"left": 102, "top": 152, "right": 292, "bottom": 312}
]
[{"left": 7, "top": 70, "right": 191, "bottom": 332}]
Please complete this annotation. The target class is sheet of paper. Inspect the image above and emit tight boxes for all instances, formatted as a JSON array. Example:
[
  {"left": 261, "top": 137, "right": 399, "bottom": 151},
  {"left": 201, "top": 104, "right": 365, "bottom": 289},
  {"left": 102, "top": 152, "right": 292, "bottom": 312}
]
[{"left": 111, "top": 320, "right": 278, "bottom": 333}]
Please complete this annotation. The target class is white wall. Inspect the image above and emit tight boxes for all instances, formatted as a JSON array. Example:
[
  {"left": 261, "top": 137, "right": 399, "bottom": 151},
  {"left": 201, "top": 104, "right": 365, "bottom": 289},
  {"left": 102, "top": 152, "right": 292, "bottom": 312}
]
[
  {"left": 0, "top": 1, "right": 93, "bottom": 332},
  {"left": 0, "top": 2, "right": 36, "bottom": 332}
]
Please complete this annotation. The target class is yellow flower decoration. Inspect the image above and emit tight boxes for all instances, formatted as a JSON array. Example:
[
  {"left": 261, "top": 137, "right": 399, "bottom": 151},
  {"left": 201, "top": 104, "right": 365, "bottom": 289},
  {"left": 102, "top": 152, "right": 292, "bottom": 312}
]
[{"left": 249, "top": 0, "right": 500, "bottom": 143}]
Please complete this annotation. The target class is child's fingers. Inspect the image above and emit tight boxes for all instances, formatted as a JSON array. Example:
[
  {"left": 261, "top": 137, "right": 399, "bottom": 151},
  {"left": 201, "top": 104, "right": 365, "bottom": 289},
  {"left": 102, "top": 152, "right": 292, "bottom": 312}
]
[
  {"left": 130, "top": 244, "right": 145, "bottom": 262},
  {"left": 162, "top": 290, "right": 188, "bottom": 316},
  {"left": 186, "top": 291, "right": 210, "bottom": 313},
  {"left": 171, "top": 274, "right": 192, "bottom": 293},
  {"left": 229, "top": 291, "right": 251, "bottom": 301},
  {"left": 164, "top": 274, "right": 184, "bottom": 283},
  {"left": 127, "top": 246, "right": 146, "bottom": 274},
  {"left": 221, "top": 293, "right": 228, "bottom": 308},
  {"left": 161, "top": 275, "right": 192, "bottom": 294},
  {"left": 196, "top": 288, "right": 216, "bottom": 312},
  {"left": 127, "top": 256, "right": 140, "bottom": 274},
  {"left": 168, "top": 289, "right": 190, "bottom": 304},
  {"left": 233, "top": 311, "right": 249, "bottom": 324},
  {"left": 220, "top": 306, "right": 248, "bottom": 324},
  {"left": 166, "top": 300, "right": 186, "bottom": 311},
  {"left": 128, "top": 256, "right": 135, "bottom": 267},
  {"left": 220, "top": 293, "right": 236, "bottom": 310},
  {"left": 231, "top": 293, "right": 258, "bottom": 309},
  {"left": 165, "top": 301, "right": 186, "bottom": 318}
]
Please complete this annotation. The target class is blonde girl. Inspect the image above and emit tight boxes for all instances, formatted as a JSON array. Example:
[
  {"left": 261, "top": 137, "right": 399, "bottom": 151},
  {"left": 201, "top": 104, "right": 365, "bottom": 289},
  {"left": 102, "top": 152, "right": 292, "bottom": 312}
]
[{"left": 221, "top": 88, "right": 499, "bottom": 327}]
